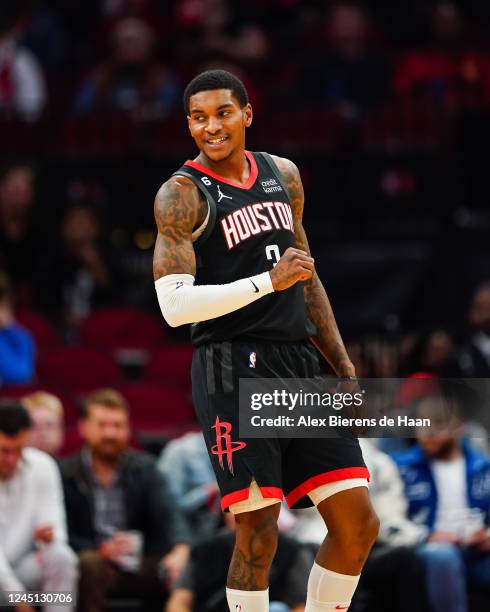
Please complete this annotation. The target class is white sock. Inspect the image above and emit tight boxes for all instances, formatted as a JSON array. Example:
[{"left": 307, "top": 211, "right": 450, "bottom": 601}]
[
  {"left": 226, "top": 587, "right": 269, "bottom": 611},
  {"left": 305, "top": 562, "right": 360, "bottom": 611}
]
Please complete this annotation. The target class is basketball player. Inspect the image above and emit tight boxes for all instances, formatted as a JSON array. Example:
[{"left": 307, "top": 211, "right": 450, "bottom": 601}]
[{"left": 153, "top": 70, "right": 379, "bottom": 612}]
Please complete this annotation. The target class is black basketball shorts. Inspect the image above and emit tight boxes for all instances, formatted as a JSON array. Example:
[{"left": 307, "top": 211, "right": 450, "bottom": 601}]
[{"left": 191, "top": 339, "right": 368, "bottom": 511}]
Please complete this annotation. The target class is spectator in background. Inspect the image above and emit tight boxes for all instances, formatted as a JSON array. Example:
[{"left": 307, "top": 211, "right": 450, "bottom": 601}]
[
  {"left": 166, "top": 512, "right": 311, "bottom": 612},
  {"left": 401, "top": 328, "right": 455, "bottom": 376},
  {"left": 36, "top": 203, "right": 117, "bottom": 333},
  {"left": 0, "top": 0, "right": 47, "bottom": 121},
  {"left": 447, "top": 282, "right": 490, "bottom": 377},
  {"left": 393, "top": 1, "right": 490, "bottom": 110},
  {"left": 74, "top": 17, "right": 180, "bottom": 120},
  {"left": 60, "top": 389, "right": 189, "bottom": 612},
  {"left": 97, "top": 0, "right": 167, "bottom": 45},
  {"left": 0, "top": 165, "right": 38, "bottom": 301},
  {"left": 300, "top": 2, "right": 388, "bottom": 118},
  {"left": 394, "top": 393, "right": 490, "bottom": 612},
  {"left": 158, "top": 431, "right": 220, "bottom": 542},
  {"left": 197, "top": 0, "right": 269, "bottom": 65},
  {"left": 0, "top": 272, "right": 34, "bottom": 385},
  {"left": 0, "top": 402, "right": 78, "bottom": 611},
  {"left": 22, "top": 391, "right": 64, "bottom": 457}
]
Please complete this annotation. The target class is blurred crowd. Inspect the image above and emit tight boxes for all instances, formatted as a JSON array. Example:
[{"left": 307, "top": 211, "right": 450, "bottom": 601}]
[
  {"left": 2, "top": 0, "right": 490, "bottom": 122},
  {"left": 1, "top": 1, "right": 490, "bottom": 611},
  {"left": 1, "top": 381, "right": 490, "bottom": 611},
  {"left": 0, "top": 238, "right": 489, "bottom": 612}
]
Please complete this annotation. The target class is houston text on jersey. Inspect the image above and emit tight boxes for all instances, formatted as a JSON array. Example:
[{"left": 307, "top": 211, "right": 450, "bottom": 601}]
[{"left": 220, "top": 201, "right": 294, "bottom": 249}]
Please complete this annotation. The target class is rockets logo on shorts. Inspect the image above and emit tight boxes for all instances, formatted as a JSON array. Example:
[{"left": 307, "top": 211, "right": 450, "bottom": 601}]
[{"left": 249, "top": 352, "right": 257, "bottom": 368}]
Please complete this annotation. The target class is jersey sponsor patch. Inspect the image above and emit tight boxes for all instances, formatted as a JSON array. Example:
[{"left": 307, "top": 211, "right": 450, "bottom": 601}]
[
  {"left": 176, "top": 281, "right": 184, "bottom": 289},
  {"left": 261, "top": 177, "right": 283, "bottom": 193}
]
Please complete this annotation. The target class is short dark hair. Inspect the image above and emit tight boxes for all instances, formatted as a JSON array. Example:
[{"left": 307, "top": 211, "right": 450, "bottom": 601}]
[
  {"left": 0, "top": 402, "right": 32, "bottom": 436},
  {"left": 81, "top": 388, "right": 129, "bottom": 419},
  {"left": 183, "top": 69, "right": 249, "bottom": 115}
]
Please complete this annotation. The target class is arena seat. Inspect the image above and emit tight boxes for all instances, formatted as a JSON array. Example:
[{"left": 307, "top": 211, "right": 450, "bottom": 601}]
[
  {"left": 80, "top": 308, "right": 167, "bottom": 352},
  {"left": 117, "top": 382, "right": 195, "bottom": 433},
  {"left": 59, "top": 427, "right": 83, "bottom": 456},
  {"left": 144, "top": 344, "right": 193, "bottom": 386},
  {"left": 15, "top": 310, "right": 61, "bottom": 351},
  {"left": 37, "top": 347, "right": 121, "bottom": 394}
]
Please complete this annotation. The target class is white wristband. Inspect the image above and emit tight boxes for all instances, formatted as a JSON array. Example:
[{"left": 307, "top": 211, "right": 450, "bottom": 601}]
[{"left": 155, "top": 271, "right": 274, "bottom": 327}]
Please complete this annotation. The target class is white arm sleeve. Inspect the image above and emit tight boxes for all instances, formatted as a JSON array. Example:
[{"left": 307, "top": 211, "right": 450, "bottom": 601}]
[{"left": 155, "top": 271, "right": 274, "bottom": 327}]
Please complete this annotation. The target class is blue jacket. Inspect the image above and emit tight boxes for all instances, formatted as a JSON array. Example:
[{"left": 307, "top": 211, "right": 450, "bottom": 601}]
[
  {"left": 0, "top": 323, "right": 35, "bottom": 385},
  {"left": 393, "top": 440, "right": 490, "bottom": 531}
]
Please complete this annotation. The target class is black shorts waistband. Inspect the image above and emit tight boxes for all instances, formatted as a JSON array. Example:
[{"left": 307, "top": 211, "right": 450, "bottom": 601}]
[{"left": 193, "top": 338, "right": 311, "bottom": 350}]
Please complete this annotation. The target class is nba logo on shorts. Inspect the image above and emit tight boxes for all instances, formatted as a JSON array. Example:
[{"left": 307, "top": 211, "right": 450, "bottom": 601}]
[
  {"left": 235, "top": 606, "right": 242, "bottom": 612},
  {"left": 249, "top": 352, "right": 257, "bottom": 368}
]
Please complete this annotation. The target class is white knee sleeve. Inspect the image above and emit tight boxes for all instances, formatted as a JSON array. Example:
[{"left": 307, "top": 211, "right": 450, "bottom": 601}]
[{"left": 305, "top": 563, "right": 360, "bottom": 611}]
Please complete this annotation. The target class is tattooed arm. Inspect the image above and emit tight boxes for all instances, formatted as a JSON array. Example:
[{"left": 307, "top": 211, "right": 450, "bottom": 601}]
[
  {"left": 272, "top": 156, "right": 355, "bottom": 377},
  {"left": 153, "top": 175, "right": 206, "bottom": 280}
]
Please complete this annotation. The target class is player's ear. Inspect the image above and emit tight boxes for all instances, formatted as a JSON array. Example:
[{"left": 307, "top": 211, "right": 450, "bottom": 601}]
[
  {"left": 243, "top": 103, "right": 253, "bottom": 128},
  {"left": 187, "top": 115, "right": 192, "bottom": 132}
]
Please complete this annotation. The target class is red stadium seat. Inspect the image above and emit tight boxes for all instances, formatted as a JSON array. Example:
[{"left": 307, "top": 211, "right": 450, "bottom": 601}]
[
  {"left": 144, "top": 344, "right": 193, "bottom": 386},
  {"left": 15, "top": 310, "right": 61, "bottom": 351},
  {"left": 37, "top": 348, "right": 121, "bottom": 394},
  {"left": 80, "top": 308, "right": 167, "bottom": 352},
  {"left": 117, "top": 383, "right": 195, "bottom": 432}
]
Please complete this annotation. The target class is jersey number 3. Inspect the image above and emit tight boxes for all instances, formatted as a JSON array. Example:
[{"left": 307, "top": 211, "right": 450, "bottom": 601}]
[{"left": 265, "top": 244, "right": 280, "bottom": 267}]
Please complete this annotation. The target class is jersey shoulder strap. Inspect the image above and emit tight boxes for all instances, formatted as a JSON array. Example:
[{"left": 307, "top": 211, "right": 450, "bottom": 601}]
[
  {"left": 259, "top": 152, "right": 291, "bottom": 200},
  {"left": 171, "top": 168, "right": 217, "bottom": 248}
]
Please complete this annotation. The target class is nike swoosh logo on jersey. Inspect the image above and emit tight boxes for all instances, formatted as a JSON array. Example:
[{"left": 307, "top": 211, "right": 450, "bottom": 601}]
[{"left": 250, "top": 279, "right": 259, "bottom": 293}]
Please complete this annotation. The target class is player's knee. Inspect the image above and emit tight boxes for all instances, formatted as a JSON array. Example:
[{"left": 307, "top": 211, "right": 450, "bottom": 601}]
[
  {"left": 330, "top": 507, "right": 379, "bottom": 559},
  {"left": 235, "top": 508, "right": 279, "bottom": 559},
  {"left": 364, "top": 510, "right": 380, "bottom": 548}
]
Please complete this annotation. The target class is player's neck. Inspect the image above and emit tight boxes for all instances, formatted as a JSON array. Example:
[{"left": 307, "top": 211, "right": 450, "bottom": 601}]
[{"left": 196, "top": 148, "right": 250, "bottom": 185}]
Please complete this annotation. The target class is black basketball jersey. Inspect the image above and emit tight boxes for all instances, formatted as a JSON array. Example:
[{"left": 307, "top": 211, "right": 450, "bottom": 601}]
[{"left": 172, "top": 151, "right": 315, "bottom": 346}]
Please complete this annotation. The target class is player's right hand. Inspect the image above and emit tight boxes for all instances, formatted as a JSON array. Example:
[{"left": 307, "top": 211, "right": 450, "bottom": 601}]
[{"left": 269, "top": 247, "right": 314, "bottom": 291}]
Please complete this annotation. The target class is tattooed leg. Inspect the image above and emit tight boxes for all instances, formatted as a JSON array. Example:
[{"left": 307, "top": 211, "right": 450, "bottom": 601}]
[{"left": 227, "top": 504, "right": 280, "bottom": 590}]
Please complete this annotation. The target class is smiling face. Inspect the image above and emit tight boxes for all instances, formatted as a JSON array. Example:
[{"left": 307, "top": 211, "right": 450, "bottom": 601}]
[{"left": 187, "top": 89, "right": 253, "bottom": 162}]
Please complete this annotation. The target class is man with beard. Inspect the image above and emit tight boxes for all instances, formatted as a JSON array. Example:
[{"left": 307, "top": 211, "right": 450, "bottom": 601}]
[
  {"left": 60, "top": 389, "right": 189, "bottom": 612},
  {"left": 394, "top": 394, "right": 490, "bottom": 612}
]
